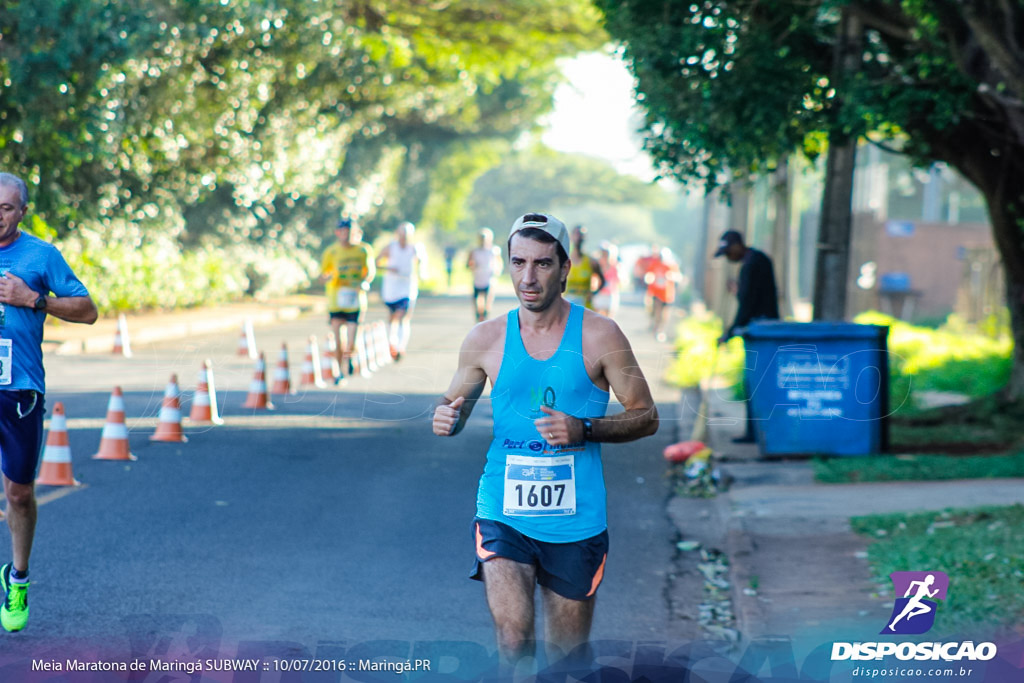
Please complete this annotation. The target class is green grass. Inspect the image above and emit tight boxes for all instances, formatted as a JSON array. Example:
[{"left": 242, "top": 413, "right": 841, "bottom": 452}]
[
  {"left": 669, "top": 310, "right": 1012, "bottom": 412},
  {"left": 852, "top": 505, "right": 1024, "bottom": 634},
  {"left": 815, "top": 393, "right": 1024, "bottom": 482},
  {"left": 889, "top": 420, "right": 1018, "bottom": 452},
  {"left": 855, "top": 311, "right": 1012, "bottom": 410},
  {"left": 890, "top": 393, "right": 1024, "bottom": 457},
  {"left": 815, "top": 452, "right": 1024, "bottom": 483}
]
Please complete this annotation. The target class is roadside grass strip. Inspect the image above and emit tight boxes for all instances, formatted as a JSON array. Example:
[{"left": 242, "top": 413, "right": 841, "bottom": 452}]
[
  {"left": 888, "top": 394, "right": 1024, "bottom": 453},
  {"left": 814, "top": 451, "right": 1024, "bottom": 483},
  {"left": 852, "top": 505, "right": 1024, "bottom": 633}
]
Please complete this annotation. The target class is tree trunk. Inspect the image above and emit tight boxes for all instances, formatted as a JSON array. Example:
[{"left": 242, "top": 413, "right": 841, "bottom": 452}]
[
  {"left": 771, "top": 160, "right": 793, "bottom": 318},
  {"left": 1006, "top": 278, "right": 1024, "bottom": 400},
  {"left": 692, "top": 194, "right": 712, "bottom": 302},
  {"left": 934, "top": 114, "right": 1024, "bottom": 401},
  {"left": 981, "top": 190, "right": 1024, "bottom": 400},
  {"left": 812, "top": 135, "right": 856, "bottom": 321},
  {"left": 812, "top": 9, "right": 861, "bottom": 322}
]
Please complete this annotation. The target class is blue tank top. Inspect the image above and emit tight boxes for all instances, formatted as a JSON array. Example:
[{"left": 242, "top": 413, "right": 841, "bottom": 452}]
[{"left": 476, "top": 304, "right": 610, "bottom": 542}]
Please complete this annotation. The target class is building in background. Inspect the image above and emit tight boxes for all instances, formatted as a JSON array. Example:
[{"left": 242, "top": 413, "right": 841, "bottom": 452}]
[{"left": 698, "top": 145, "right": 999, "bottom": 326}]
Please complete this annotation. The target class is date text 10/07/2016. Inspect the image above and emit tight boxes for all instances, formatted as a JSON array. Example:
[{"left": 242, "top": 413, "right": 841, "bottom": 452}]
[{"left": 273, "top": 658, "right": 432, "bottom": 674}]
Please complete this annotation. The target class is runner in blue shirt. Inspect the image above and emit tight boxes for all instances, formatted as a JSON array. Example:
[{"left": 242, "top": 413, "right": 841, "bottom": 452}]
[
  {"left": 432, "top": 213, "right": 658, "bottom": 670},
  {"left": 0, "top": 172, "right": 97, "bottom": 632}
]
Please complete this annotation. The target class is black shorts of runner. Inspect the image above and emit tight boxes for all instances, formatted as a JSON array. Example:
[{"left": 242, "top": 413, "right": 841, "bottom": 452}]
[
  {"left": 329, "top": 309, "right": 364, "bottom": 324},
  {"left": 473, "top": 286, "right": 490, "bottom": 298},
  {"left": 384, "top": 298, "right": 411, "bottom": 313},
  {"left": 0, "top": 390, "right": 46, "bottom": 485},
  {"left": 470, "top": 518, "right": 608, "bottom": 601}
]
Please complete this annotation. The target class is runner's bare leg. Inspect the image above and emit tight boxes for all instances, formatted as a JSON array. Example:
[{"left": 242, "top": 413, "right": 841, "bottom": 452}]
[
  {"left": 482, "top": 558, "right": 537, "bottom": 667},
  {"left": 540, "top": 586, "right": 595, "bottom": 666}
]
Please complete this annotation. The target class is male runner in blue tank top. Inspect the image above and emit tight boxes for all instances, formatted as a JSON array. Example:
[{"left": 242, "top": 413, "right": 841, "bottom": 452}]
[{"left": 432, "top": 213, "right": 658, "bottom": 669}]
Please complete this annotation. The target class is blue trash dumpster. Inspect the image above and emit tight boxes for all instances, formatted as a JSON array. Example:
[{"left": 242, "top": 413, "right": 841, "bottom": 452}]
[{"left": 742, "top": 321, "right": 889, "bottom": 456}]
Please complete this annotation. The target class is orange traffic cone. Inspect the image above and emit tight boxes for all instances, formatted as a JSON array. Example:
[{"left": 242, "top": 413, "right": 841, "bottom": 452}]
[
  {"left": 151, "top": 374, "right": 187, "bottom": 442},
  {"left": 364, "top": 325, "right": 380, "bottom": 372},
  {"left": 300, "top": 336, "right": 326, "bottom": 388},
  {"left": 270, "top": 343, "right": 293, "bottom": 395},
  {"left": 242, "top": 353, "right": 274, "bottom": 409},
  {"left": 93, "top": 387, "right": 136, "bottom": 461},
  {"left": 321, "top": 332, "right": 340, "bottom": 384},
  {"left": 237, "top": 320, "right": 257, "bottom": 359},
  {"left": 189, "top": 359, "right": 224, "bottom": 425},
  {"left": 386, "top": 321, "right": 399, "bottom": 362},
  {"left": 353, "top": 329, "right": 372, "bottom": 378},
  {"left": 36, "top": 403, "right": 79, "bottom": 486},
  {"left": 375, "top": 321, "right": 392, "bottom": 366},
  {"left": 112, "top": 314, "right": 132, "bottom": 357}
]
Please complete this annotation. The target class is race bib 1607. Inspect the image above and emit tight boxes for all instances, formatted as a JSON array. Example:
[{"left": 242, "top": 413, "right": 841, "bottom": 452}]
[{"left": 503, "top": 454, "right": 576, "bottom": 516}]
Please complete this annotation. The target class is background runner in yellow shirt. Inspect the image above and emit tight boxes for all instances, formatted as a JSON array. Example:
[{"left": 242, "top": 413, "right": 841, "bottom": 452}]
[
  {"left": 565, "top": 225, "right": 605, "bottom": 309},
  {"left": 320, "top": 218, "right": 375, "bottom": 381}
]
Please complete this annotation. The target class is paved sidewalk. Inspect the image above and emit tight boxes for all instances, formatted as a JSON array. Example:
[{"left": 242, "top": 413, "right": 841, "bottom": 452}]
[{"left": 667, "top": 386, "right": 1024, "bottom": 645}]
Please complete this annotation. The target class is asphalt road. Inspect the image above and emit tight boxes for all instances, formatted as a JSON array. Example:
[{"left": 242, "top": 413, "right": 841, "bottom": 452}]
[{"left": 0, "top": 294, "right": 685, "bottom": 674}]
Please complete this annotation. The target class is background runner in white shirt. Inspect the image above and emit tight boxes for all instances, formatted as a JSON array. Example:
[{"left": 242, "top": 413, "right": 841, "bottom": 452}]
[
  {"left": 467, "top": 227, "right": 503, "bottom": 322},
  {"left": 376, "top": 221, "right": 426, "bottom": 360}
]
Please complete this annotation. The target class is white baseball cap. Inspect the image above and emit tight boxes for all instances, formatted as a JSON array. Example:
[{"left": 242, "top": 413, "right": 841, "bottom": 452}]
[{"left": 508, "top": 213, "right": 570, "bottom": 256}]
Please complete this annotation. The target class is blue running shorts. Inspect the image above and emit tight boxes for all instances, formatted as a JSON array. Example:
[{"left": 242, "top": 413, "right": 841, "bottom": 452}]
[
  {"left": 0, "top": 391, "right": 45, "bottom": 485},
  {"left": 470, "top": 518, "right": 608, "bottom": 601}
]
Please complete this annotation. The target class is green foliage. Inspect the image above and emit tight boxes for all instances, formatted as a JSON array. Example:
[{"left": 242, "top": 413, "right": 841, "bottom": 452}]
[
  {"left": 0, "top": 0, "right": 605, "bottom": 310},
  {"left": 595, "top": 0, "right": 836, "bottom": 187},
  {"left": 594, "top": 0, "right": 981, "bottom": 188},
  {"left": 852, "top": 505, "right": 1024, "bottom": 633},
  {"left": 60, "top": 222, "right": 312, "bottom": 313},
  {"left": 665, "top": 312, "right": 745, "bottom": 389},
  {"left": 421, "top": 139, "right": 505, "bottom": 234},
  {"left": 462, "top": 145, "right": 672, "bottom": 238},
  {"left": 597, "top": 0, "right": 1024, "bottom": 398},
  {"left": 854, "top": 311, "right": 1012, "bottom": 408},
  {"left": 669, "top": 310, "right": 1013, "bottom": 433}
]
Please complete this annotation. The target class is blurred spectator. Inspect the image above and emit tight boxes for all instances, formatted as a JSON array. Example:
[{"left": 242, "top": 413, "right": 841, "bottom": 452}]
[
  {"left": 715, "top": 230, "right": 779, "bottom": 344},
  {"left": 714, "top": 229, "right": 780, "bottom": 444}
]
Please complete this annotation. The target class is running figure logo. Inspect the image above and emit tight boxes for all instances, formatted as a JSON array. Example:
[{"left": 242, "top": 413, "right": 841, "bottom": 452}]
[{"left": 881, "top": 571, "right": 949, "bottom": 635}]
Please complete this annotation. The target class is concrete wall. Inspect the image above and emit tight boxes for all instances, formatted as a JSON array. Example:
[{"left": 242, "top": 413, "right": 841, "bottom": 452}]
[{"left": 848, "top": 217, "right": 995, "bottom": 319}]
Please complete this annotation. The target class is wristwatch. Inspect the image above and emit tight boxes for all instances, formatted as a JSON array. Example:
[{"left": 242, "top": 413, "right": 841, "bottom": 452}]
[
  {"left": 33, "top": 295, "right": 47, "bottom": 312},
  {"left": 581, "top": 417, "right": 594, "bottom": 441}
]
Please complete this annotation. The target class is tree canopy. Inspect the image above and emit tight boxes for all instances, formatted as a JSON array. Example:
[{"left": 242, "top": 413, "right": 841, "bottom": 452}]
[
  {"left": 0, "top": 0, "right": 604, "bottom": 245},
  {"left": 598, "top": 0, "right": 1024, "bottom": 398}
]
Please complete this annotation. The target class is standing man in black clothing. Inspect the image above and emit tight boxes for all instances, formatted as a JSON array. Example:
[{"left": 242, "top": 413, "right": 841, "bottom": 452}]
[{"left": 714, "top": 230, "right": 780, "bottom": 443}]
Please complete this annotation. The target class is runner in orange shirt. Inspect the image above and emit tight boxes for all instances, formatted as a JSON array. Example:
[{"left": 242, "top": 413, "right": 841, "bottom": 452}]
[{"left": 644, "top": 248, "right": 683, "bottom": 342}]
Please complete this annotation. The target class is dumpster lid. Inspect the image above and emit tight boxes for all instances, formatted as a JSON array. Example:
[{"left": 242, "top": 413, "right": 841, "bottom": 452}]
[{"left": 743, "top": 320, "right": 888, "bottom": 340}]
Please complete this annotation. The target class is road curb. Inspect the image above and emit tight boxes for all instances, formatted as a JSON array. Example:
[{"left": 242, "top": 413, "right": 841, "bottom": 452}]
[
  {"left": 46, "top": 299, "right": 327, "bottom": 356},
  {"left": 723, "top": 511, "right": 770, "bottom": 642}
]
